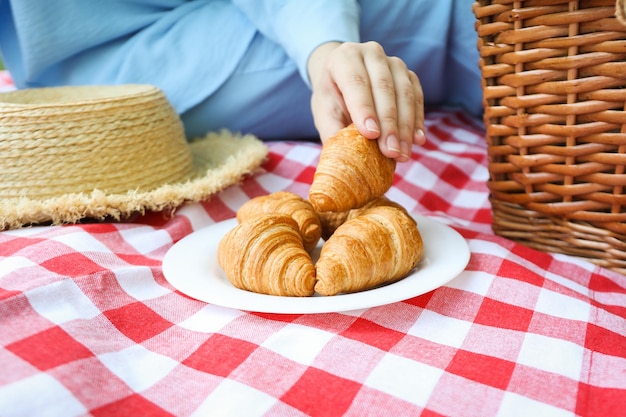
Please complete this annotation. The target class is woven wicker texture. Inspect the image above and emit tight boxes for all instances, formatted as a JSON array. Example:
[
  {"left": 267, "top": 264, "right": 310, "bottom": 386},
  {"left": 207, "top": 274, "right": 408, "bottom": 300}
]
[{"left": 473, "top": 0, "right": 626, "bottom": 273}]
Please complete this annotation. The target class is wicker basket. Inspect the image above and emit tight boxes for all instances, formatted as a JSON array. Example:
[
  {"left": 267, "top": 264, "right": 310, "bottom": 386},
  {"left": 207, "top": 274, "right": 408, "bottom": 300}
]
[{"left": 473, "top": 0, "right": 626, "bottom": 274}]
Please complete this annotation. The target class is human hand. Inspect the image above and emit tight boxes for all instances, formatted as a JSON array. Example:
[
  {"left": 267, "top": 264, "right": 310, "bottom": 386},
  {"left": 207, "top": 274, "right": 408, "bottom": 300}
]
[{"left": 308, "top": 41, "right": 426, "bottom": 162}]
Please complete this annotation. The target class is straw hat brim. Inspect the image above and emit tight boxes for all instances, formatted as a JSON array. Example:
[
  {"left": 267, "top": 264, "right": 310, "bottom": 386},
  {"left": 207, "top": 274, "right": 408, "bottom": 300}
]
[{"left": 0, "top": 130, "right": 268, "bottom": 229}]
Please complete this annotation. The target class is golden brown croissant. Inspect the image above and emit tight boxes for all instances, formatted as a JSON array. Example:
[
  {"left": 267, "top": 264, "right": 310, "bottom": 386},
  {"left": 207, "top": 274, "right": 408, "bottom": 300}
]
[
  {"left": 309, "top": 123, "right": 396, "bottom": 212},
  {"left": 237, "top": 191, "right": 322, "bottom": 252},
  {"left": 315, "top": 205, "right": 424, "bottom": 296},
  {"left": 217, "top": 213, "right": 316, "bottom": 297},
  {"left": 317, "top": 196, "right": 407, "bottom": 240}
]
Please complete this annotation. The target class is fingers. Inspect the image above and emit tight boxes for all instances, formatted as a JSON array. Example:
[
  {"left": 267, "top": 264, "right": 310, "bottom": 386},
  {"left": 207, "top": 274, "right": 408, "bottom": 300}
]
[
  {"left": 308, "top": 42, "right": 350, "bottom": 142},
  {"left": 408, "top": 70, "right": 426, "bottom": 146},
  {"left": 325, "top": 43, "right": 380, "bottom": 140},
  {"left": 360, "top": 47, "right": 425, "bottom": 162},
  {"left": 374, "top": 56, "right": 412, "bottom": 161},
  {"left": 311, "top": 78, "right": 349, "bottom": 143},
  {"left": 363, "top": 48, "right": 405, "bottom": 158},
  {"left": 309, "top": 41, "right": 426, "bottom": 160}
]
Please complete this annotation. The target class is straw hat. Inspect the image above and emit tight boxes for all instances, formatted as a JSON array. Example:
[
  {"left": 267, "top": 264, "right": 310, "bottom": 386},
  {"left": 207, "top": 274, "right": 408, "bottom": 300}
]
[{"left": 0, "top": 84, "right": 268, "bottom": 230}]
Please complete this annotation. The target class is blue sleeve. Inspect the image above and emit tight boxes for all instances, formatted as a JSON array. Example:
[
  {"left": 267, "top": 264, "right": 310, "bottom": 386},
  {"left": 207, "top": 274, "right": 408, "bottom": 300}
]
[
  {"left": 0, "top": 0, "right": 258, "bottom": 113},
  {"left": 230, "top": 0, "right": 361, "bottom": 85},
  {"left": 0, "top": 1, "right": 168, "bottom": 81}
]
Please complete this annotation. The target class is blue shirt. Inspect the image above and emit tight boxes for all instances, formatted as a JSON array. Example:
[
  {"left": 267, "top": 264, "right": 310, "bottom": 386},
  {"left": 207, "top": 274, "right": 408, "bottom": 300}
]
[{"left": 0, "top": 0, "right": 360, "bottom": 113}]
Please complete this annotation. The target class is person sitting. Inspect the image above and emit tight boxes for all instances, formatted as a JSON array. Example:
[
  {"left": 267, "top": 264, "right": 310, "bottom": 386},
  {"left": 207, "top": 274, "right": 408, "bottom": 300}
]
[{"left": 0, "top": 0, "right": 482, "bottom": 162}]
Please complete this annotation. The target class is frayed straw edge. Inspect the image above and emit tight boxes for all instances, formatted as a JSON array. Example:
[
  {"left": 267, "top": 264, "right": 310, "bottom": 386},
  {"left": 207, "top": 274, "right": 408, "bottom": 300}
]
[{"left": 0, "top": 133, "right": 268, "bottom": 230}]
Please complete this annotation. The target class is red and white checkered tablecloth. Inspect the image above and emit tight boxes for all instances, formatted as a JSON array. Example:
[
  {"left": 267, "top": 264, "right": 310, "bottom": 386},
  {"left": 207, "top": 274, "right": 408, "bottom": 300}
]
[{"left": 1, "top": 72, "right": 625, "bottom": 417}]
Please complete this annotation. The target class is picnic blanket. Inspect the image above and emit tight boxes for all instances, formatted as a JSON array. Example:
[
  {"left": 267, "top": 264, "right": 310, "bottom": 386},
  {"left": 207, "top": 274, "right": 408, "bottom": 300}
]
[{"left": 0, "top": 71, "right": 625, "bottom": 417}]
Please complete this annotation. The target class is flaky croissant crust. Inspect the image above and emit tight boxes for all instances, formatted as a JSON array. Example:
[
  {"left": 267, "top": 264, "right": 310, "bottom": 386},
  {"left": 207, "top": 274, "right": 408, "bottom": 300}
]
[
  {"left": 309, "top": 124, "right": 396, "bottom": 212},
  {"left": 218, "top": 121, "right": 427, "bottom": 297},
  {"left": 218, "top": 196, "right": 424, "bottom": 297},
  {"left": 237, "top": 191, "right": 321, "bottom": 253},
  {"left": 217, "top": 213, "right": 316, "bottom": 297},
  {"left": 317, "top": 196, "right": 407, "bottom": 241},
  {"left": 315, "top": 205, "right": 424, "bottom": 296}
]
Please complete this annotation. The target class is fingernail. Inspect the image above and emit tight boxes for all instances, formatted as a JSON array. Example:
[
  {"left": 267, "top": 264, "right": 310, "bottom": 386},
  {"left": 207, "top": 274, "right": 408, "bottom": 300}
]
[
  {"left": 414, "top": 128, "right": 426, "bottom": 145},
  {"left": 386, "top": 135, "right": 401, "bottom": 154},
  {"left": 365, "top": 118, "right": 380, "bottom": 134},
  {"left": 400, "top": 140, "right": 411, "bottom": 159}
]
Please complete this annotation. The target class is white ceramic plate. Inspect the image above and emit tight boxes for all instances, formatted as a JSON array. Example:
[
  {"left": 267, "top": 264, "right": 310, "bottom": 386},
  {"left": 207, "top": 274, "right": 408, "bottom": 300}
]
[{"left": 162, "top": 215, "right": 470, "bottom": 314}]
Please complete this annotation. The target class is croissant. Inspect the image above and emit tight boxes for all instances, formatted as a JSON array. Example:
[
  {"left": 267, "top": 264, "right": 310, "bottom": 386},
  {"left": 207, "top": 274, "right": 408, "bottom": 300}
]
[
  {"left": 217, "top": 213, "right": 316, "bottom": 297},
  {"left": 318, "top": 196, "right": 407, "bottom": 240},
  {"left": 317, "top": 210, "right": 350, "bottom": 242},
  {"left": 309, "top": 123, "right": 396, "bottom": 212},
  {"left": 315, "top": 205, "right": 424, "bottom": 296},
  {"left": 237, "top": 191, "right": 321, "bottom": 252}
]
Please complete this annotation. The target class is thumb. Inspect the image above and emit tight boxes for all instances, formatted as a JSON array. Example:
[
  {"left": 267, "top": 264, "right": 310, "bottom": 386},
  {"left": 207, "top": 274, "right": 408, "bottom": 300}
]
[{"left": 311, "top": 94, "right": 350, "bottom": 143}]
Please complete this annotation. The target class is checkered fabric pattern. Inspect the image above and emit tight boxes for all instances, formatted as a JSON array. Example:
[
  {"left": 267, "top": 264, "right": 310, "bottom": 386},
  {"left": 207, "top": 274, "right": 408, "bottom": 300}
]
[{"left": 1, "top": 72, "right": 625, "bottom": 417}]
